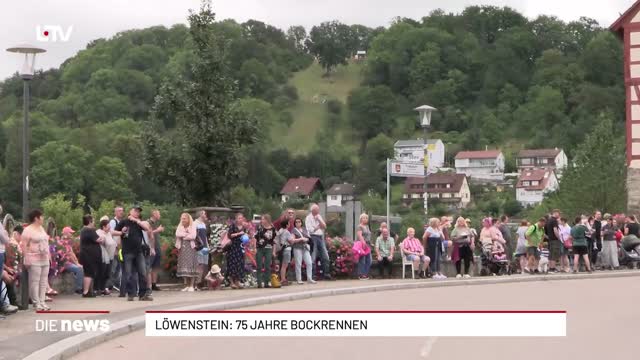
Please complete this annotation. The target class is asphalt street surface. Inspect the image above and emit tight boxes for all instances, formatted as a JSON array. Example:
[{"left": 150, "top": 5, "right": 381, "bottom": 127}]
[{"left": 71, "top": 276, "right": 640, "bottom": 360}]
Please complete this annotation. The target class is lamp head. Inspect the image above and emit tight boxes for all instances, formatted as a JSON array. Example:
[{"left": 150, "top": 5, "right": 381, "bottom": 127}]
[
  {"left": 6, "top": 44, "right": 46, "bottom": 79},
  {"left": 414, "top": 105, "right": 437, "bottom": 127}
]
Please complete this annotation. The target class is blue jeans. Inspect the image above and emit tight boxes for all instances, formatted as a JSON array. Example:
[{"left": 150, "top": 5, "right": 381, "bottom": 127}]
[
  {"left": 0, "top": 252, "right": 8, "bottom": 306},
  {"left": 64, "top": 263, "right": 84, "bottom": 292},
  {"left": 123, "top": 251, "right": 148, "bottom": 297},
  {"left": 358, "top": 253, "right": 372, "bottom": 276},
  {"left": 310, "top": 235, "right": 330, "bottom": 277},
  {"left": 427, "top": 237, "right": 442, "bottom": 273}
]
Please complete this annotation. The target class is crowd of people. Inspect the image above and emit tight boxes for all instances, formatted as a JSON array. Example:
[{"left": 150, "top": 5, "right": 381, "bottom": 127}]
[{"left": 3, "top": 202, "right": 640, "bottom": 316}]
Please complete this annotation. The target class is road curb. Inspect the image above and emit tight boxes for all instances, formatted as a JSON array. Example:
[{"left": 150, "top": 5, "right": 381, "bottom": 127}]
[{"left": 23, "top": 270, "right": 640, "bottom": 360}]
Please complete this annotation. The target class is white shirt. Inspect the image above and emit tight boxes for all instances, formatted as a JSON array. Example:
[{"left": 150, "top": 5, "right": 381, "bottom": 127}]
[
  {"left": 305, "top": 213, "right": 324, "bottom": 236},
  {"left": 97, "top": 229, "right": 116, "bottom": 263}
]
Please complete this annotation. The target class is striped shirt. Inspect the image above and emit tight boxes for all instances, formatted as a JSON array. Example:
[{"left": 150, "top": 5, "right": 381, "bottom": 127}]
[
  {"left": 402, "top": 237, "right": 423, "bottom": 254},
  {"left": 540, "top": 248, "right": 550, "bottom": 259}
]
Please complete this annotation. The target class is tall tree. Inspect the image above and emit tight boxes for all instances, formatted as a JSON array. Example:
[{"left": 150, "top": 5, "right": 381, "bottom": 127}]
[
  {"left": 536, "top": 115, "right": 626, "bottom": 217},
  {"left": 144, "top": 0, "right": 258, "bottom": 204},
  {"left": 306, "top": 21, "right": 352, "bottom": 75},
  {"left": 348, "top": 85, "right": 398, "bottom": 141}
]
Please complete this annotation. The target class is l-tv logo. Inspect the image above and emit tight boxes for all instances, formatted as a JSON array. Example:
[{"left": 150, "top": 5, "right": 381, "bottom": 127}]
[{"left": 36, "top": 25, "right": 73, "bottom": 42}]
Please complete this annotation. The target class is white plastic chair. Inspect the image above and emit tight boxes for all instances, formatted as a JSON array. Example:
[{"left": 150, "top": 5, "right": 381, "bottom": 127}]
[{"left": 400, "top": 243, "right": 415, "bottom": 279}]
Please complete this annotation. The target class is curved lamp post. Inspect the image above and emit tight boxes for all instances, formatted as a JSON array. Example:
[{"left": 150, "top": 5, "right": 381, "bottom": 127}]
[
  {"left": 6, "top": 44, "right": 46, "bottom": 221},
  {"left": 414, "top": 105, "right": 437, "bottom": 214}
]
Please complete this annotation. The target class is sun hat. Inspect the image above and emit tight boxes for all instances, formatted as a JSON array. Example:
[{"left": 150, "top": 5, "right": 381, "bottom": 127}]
[{"left": 211, "top": 264, "right": 221, "bottom": 274}]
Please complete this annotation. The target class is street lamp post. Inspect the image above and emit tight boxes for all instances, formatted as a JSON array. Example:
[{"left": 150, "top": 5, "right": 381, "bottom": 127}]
[
  {"left": 6, "top": 44, "right": 46, "bottom": 221},
  {"left": 414, "top": 105, "right": 436, "bottom": 215}
]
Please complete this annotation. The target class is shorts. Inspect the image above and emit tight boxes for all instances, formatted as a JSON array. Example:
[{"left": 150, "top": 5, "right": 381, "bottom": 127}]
[
  {"left": 573, "top": 245, "right": 588, "bottom": 256},
  {"left": 548, "top": 240, "right": 562, "bottom": 261},
  {"left": 280, "top": 247, "right": 292, "bottom": 264},
  {"left": 405, "top": 254, "right": 430, "bottom": 263},
  {"left": 526, "top": 246, "right": 539, "bottom": 258},
  {"left": 150, "top": 252, "right": 162, "bottom": 269}
]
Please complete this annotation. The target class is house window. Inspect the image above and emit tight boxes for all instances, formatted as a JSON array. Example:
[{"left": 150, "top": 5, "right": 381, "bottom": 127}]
[
  {"left": 330, "top": 195, "right": 338, "bottom": 201},
  {"left": 523, "top": 181, "right": 530, "bottom": 186},
  {"left": 521, "top": 158, "right": 532, "bottom": 165},
  {"left": 540, "top": 158, "right": 549, "bottom": 164},
  {"left": 446, "top": 184, "right": 451, "bottom": 188},
  {"left": 442, "top": 193, "right": 452, "bottom": 198},
  {"left": 531, "top": 181, "right": 539, "bottom": 186}
]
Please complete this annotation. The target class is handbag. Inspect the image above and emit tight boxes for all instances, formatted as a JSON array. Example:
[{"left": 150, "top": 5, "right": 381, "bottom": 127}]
[
  {"left": 270, "top": 273, "right": 281, "bottom": 288},
  {"left": 563, "top": 236, "right": 573, "bottom": 249},
  {"left": 220, "top": 231, "right": 231, "bottom": 250}
]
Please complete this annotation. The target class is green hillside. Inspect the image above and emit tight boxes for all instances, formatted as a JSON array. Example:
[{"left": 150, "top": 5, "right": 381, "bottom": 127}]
[{"left": 272, "top": 61, "right": 363, "bottom": 154}]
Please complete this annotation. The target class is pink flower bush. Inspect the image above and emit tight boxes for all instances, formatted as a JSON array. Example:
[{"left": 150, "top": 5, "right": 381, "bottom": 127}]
[{"left": 326, "top": 237, "right": 356, "bottom": 278}]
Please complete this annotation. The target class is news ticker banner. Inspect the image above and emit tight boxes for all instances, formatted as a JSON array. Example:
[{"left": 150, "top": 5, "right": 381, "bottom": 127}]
[{"left": 145, "top": 311, "right": 566, "bottom": 337}]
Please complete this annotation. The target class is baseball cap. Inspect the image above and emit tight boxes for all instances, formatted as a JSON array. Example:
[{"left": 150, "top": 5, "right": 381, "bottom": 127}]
[
  {"left": 132, "top": 204, "right": 143, "bottom": 211},
  {"left": 62, "top": 226, "right": 75, "bottom": 235}
]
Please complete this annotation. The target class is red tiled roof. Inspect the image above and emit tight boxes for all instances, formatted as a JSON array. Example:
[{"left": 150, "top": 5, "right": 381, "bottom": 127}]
[
  {"left": 610, "top": 0, "right": 640, "bottom": 34},
  {"left": 516, "top": 169, "right": 555, "bottom": 191},
  {"left": 280, "top": 177, "right": 321, "bottom": 196},
  {"left": 517, "top": 148, "right": 561, "bottom": 158},
  {"left": 327, "top": 183, "right": 355, "bottom": 195},
  {"left": 405, "top": 173, "right": 467, "bottom": 194},
  {"left": 455, "top": 150, "right": 501, "bottom": 160}
]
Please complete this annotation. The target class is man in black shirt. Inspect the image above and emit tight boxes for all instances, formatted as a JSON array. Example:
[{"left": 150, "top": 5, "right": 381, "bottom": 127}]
[
  {"left": 545, "top": 210, "right": 561, "bottom": 273},
  {"left": 592, "top": 211, "right": 603, "bottom": 268},
  {"left": 115, "top": 205, "right": 153, "bottom": 301}
]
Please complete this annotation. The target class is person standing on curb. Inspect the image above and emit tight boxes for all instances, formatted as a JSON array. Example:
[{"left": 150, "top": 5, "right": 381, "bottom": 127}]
[
  {"left": 571, "top": 216, "right": 592, "bottom": 274},
  {"left": 254, "top": 214, "right": 276, "bottom": 288},
  {"left": 525, "top": 218, "right": 546, "bottom": 274},
  {"left": 305, "top": 204, "right": 331, "bottom": 280},
  {"left": 109, "top": 206, "right": 125, "bottom": 295},
  {"left": 544, "top": 210, "right": 562, "bottom": 273},
  {"left": 147, "top": 210, "right": 165, "bottom": 292},
  {"left": 115, "top": 205, "right": 153, "bottom": 301}
]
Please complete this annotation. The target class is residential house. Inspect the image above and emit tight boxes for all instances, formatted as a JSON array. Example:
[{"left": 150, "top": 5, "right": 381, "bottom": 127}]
[
  {"left": 516, "top": 169, "right": 559, "bottom": 207},
  {"left": 403, "top": 173, "right": 471, "bottom": 209},
  {"left": 394, "top": 139, "right": 445, "bottom": 172},
  {"left": 517, "top": 148, "right": 568, "bottom": 177},
  {"left": 454, "top": 150, "right": 505, "bottom": 181},
  {"left": 280, "top": 177, "right": 322, "bottom": 203},
  {"left": 354, "top": 50, "right": 367, "bottom": 60},
  {"left": 326, "top": 183, "right": 355, "bottom": 207}
]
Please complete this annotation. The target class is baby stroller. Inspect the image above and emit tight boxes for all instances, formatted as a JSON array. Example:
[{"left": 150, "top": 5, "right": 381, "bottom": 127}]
[
  {"left": 619, "top": 235, "right": 640, "bottom": 268},
  {"left": 479, "top": 242, "right": 512, "bottom": 276}
]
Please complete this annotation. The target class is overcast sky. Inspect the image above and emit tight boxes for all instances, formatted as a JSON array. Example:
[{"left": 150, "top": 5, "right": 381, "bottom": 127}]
[{"left": 0, "top": 0, "right": 636, "bottom": 81}]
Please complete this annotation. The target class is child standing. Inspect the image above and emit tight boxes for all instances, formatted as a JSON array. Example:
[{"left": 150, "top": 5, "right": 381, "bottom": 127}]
[
  {"left": 516, "top": 220, "right": 530, "bottom": 273},
  {"left": 538, "top": 242, "right": 550, "bottom": 274}
]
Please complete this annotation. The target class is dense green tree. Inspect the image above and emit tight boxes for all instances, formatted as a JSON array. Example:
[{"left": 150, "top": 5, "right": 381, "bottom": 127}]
[
  {"left": 354, "top": 134, "right": 394, "bottom": 195},
  {"left": 348, "top": 85, "right": 397, "bottom": 142},
  {"left": 306, "top": 21, "right": 353, "bottom": 75},
  {"left": 533, "top": 115, "right": 625, "bottom": 217},
  {"left": 31, "top": 142, "right": 92, "bottom": 201},
  {"left": 90, "top": 156, "right": 134, "bottom": 206},
  {"left": 144, "top": 1, "right": 258, "bottom": 205}
]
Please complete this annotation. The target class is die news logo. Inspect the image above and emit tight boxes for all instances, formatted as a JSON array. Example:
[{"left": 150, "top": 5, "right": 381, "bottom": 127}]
[{"left": 36, "top": 25, "right": 73, "bottom": 42}]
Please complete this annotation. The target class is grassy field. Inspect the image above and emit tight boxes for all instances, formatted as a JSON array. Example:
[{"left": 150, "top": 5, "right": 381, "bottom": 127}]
[{"left": 271, "top": 61, "right": 364, "bottom": 154}]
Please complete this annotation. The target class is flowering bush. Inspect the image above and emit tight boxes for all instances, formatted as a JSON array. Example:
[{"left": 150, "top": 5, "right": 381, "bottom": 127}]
[
  {"left": 6, "top": 241, "right": 22, "bottom": 272},
  {"left": 326, "top": 237, "right": 356, "bottom": 278},
  {"left": 161, "top": 241, "right": 178, "bottom": 278},
  {"left": 50, "top": 236, "right": 72, "bottom": 276}
]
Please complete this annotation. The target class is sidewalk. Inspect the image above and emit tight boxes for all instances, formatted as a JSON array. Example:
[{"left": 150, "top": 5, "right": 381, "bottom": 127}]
[{"left": 3, "top": 270, "right": 640, "bottom": 360}]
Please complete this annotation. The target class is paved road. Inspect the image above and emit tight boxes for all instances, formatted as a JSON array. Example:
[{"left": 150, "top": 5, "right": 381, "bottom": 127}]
[{"left": 71, "top": 276, "right": 640, "bottom": 360}]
